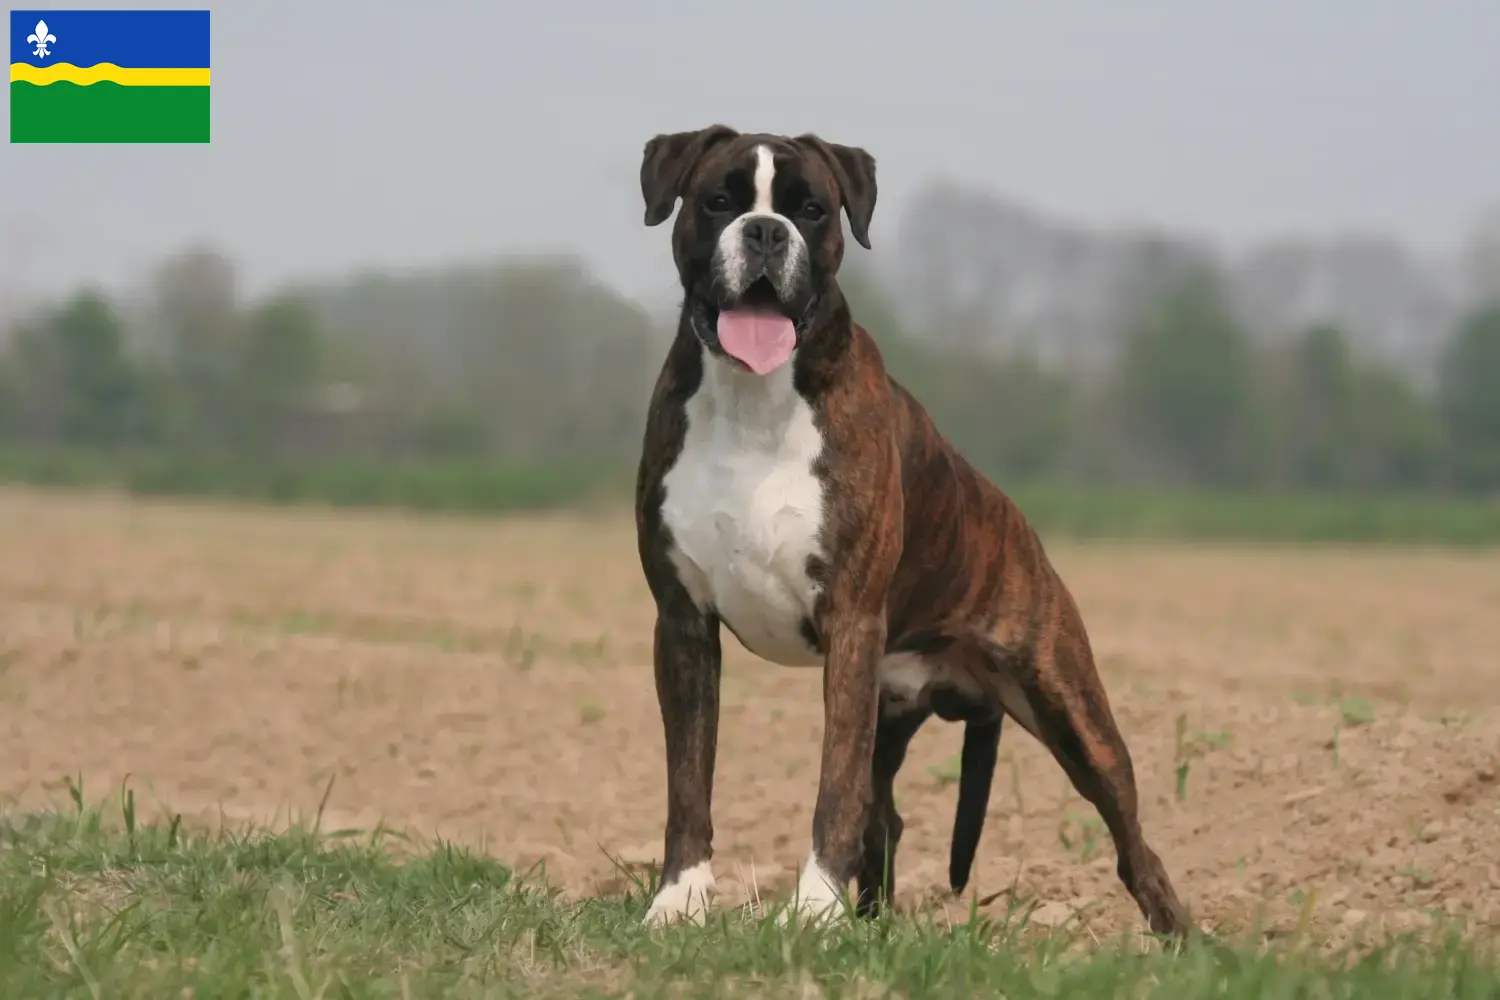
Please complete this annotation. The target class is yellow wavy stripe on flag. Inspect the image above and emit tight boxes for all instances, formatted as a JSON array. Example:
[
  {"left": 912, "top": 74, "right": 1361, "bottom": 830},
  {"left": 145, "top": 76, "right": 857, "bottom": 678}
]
[{"left": 9, "top": 62, "right": 210, "bottom": 86}]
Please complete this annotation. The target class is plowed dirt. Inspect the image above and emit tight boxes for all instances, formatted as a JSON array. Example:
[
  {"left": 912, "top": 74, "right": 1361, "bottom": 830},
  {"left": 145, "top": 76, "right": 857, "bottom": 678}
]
[{"left": 2, "top": 487, "right": 1497, "bottom": 946}]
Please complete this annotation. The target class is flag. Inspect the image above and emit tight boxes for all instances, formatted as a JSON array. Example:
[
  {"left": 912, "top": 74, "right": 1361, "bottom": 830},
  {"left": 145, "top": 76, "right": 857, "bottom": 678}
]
[{"left": 10, "top": 9, "right": 210, "bottom": 143}]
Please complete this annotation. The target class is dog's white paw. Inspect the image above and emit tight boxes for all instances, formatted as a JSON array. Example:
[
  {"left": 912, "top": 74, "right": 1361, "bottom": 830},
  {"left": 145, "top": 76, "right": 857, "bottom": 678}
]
[
  {"left": 643, "top": 861, "right": 716, "bottom": 927},
  {"left": 776, "top": 853, "right": 849, "bottom": 927}
]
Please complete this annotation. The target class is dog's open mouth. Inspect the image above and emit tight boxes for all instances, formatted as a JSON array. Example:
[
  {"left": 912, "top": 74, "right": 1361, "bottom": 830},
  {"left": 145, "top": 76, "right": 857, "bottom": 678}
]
[
  {"left": 737, "top": 276, "right": 781, "bottom": 310},
  {"left": 715, "top": 278, "right": 796, "bottom": 376}
]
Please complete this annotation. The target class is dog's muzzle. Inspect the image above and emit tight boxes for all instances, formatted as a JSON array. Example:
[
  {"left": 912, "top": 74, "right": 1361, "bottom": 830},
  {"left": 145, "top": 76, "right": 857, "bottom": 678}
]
[{"left": 715, "top": 212, "right": 806, "bottom": 304}]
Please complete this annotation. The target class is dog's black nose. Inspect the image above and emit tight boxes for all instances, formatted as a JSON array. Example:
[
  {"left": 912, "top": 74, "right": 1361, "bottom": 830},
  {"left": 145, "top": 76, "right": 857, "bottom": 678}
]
[{"left": 742, "top": 217, "right": 789, "bottom": 258}]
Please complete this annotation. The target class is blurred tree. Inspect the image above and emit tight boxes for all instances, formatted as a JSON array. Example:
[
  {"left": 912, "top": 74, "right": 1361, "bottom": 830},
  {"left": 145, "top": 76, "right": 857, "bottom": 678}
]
[
  {"left": 448, "top": 255, "right": 662, "bottom": 461},
  {"left": 1281, "top": 324, "right": 1357, "bottom": 488},
  {"left": 1439, "top": 304, "right": 1500, "bottom": 491},
  {"left": 1461, "top": 205, "right": 1500, "bottom": 307},
  {"left": 6, "top": 291, "right": 138, "bottom": 446},
  {"left": 1111, "top": 271, "right": 1263, "bottom": 486},
  {"left": 948, "top": 349, "right": 1074, "bottom": 481},
  {"left": 406, "top": 407, "right": 491, "bottom": 458},
  {"left": 148, "top": 246, "right": 241, "bottom": 448},
  {"left": 1340, "top": 366, "right": 1444, "bottom": 490},
  {"left": 1244, "top": 322, "right": 1446, "bottom": 493},
  {"left": 0, "top": 237, "right": 1478, "bottom": 505},
  {"left": 233, "top": 292, "right": 322, "bottom": 454},
  {"left": 841, "top": 264, "right": 941, "bottom": 388},
  {"left": 844, "top": 264, "right": 1074, "bottom": 482},
  {"left": 0, "top": 362, "right": 14, "bottom": 437},
  {"left": 2, "top": 316, "right": 64, "bottom": 441}
]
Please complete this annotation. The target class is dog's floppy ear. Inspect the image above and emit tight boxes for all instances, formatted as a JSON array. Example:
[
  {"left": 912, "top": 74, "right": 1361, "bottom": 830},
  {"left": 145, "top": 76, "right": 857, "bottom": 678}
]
[
  {"left": 794, "top": 134, "right": 877, "bottom": 250},
  {"left": 640, "top": 125, "right": 740, "bottom": 227}
]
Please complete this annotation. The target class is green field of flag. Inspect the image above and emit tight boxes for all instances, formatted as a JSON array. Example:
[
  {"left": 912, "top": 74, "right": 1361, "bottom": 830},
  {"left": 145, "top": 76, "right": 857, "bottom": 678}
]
[{"left": 10, "top": 9, "right": 210, "bottom": 143}]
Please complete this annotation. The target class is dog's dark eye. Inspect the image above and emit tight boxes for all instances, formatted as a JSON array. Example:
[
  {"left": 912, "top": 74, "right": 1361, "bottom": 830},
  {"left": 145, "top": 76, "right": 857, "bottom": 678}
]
[
  {"left": 704, "top": 193, "right": 732, "bottom": 213},
  {"left": 800, "top": 202, "right": 826, "bottom": 222}
]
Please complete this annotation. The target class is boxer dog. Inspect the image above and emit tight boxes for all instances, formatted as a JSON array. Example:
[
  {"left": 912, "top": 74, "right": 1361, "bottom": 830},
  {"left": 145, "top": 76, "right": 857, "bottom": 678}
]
[{"left": 632, "top": 124, "right": 1190, "bottom": 938}]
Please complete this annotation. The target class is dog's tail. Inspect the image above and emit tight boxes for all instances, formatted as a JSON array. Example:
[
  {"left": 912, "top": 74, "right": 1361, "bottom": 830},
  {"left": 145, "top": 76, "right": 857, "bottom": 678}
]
[{"left": 949, "top": 715, "right": 1003, "bottom": 895}]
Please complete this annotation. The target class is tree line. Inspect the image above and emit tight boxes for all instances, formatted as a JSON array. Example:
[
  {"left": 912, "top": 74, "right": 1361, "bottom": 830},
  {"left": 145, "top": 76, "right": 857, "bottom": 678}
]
[
  {"left": 850, "top": 269, "right": 1500, "bottom": 496},
  {"left": 1, "top": 247, "right": 1498, "bottom": 501}
]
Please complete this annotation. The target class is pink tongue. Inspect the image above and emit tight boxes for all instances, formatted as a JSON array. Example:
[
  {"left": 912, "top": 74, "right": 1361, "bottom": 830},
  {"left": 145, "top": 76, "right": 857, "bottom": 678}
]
[{"left": 716, "top": 309, "right": 796, "bottom": 375}]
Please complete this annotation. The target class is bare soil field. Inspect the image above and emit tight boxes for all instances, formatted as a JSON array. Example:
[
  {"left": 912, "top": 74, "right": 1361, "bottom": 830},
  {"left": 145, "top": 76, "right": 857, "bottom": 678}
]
[{"left": 2, "top": 486, "right": 1497, "bottom": 948}]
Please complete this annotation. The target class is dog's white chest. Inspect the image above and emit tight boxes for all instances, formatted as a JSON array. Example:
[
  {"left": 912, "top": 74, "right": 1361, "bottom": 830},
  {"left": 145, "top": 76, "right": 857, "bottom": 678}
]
[{"left": 661, "top": 358, "right": 826, "bottom": 667}]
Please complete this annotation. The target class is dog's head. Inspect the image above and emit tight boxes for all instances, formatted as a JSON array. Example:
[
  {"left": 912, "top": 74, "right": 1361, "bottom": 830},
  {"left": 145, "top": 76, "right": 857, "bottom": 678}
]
[{"left": 640, "top": 125, "right": 876, "bottom": 375}]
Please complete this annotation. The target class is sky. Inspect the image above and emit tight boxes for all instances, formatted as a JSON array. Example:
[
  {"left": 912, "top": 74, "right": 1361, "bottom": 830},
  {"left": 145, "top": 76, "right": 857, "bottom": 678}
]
[{"left": 4, "top": 1, "right": 1499, "bottom": 310}]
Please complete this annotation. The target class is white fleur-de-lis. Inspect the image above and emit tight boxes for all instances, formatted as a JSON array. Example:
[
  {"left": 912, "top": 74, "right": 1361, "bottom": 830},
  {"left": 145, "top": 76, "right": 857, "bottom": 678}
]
[{"left": 28, "top": 20, "right": 57, "bottom": 59}]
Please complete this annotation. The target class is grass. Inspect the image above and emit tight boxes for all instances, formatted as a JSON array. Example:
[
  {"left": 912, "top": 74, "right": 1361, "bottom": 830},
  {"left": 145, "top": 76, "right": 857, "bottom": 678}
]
[
  {"left": 1339, "top": 697, "right": 1377, "bottom": 728},
  {"left": 3, "top": 791, "right": 1498, "bottom": 997},
  {"left": 1000, "top": 482, "right": 1500, "bottom": 546},
  {"left": 0, "top": 448, "right": 628, "bottom": 515},
  {"left": 0, "top": 447, "right": 1497, "bottom": 544}
]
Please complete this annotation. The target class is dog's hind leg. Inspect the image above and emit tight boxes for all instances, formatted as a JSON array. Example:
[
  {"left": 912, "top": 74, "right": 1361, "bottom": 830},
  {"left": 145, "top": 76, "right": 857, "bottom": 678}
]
[
  {"left": 855, "top": 705, "right": 928, "bottom": 918},
  {"left": 985, "top": 593, "right": 1191, "bottom": 939}
]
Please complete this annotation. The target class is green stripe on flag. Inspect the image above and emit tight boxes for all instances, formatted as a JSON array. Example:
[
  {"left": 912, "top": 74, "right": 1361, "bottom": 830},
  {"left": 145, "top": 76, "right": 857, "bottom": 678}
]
[{"left": 11, "top": 81, "right": 209, "bottom": 143}]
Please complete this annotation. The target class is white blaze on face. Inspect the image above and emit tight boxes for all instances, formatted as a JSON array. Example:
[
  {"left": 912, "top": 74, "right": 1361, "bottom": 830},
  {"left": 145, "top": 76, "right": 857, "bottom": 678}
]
[
  {"left": 714, "top": 144, "right": 809, "bottom": 300},
  {"left": 751, "top": 143, "right": 776, "bottom": 213}
]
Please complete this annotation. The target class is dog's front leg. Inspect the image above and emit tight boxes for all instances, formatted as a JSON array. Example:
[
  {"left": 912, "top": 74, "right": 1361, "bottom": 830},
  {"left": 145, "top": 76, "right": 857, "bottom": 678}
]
[
  {"left": 642, "top": 593, "right": 723, "bottom": 927},
  {"left": 785, "top": 611, "right": 885, "bottom": 923}
]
